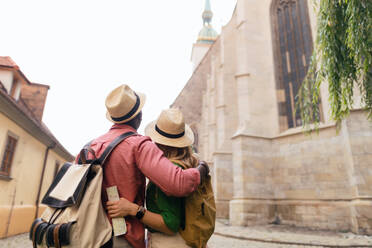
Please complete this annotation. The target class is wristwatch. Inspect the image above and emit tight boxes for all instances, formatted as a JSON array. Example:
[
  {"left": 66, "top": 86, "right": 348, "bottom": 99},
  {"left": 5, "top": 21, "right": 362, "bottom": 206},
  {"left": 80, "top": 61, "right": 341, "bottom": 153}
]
[{"left": 135, "top": 206, "right": 146, "bottom": 220}]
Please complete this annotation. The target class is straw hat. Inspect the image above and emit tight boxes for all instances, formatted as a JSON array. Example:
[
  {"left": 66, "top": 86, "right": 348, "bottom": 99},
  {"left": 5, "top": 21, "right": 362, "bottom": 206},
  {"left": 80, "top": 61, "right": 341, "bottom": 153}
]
[
  {"left": 145, "top": 108, "right": 194, "bottom": 148},
  {"left": 105, "top": 84, "right": 146, "bottom": 123}
]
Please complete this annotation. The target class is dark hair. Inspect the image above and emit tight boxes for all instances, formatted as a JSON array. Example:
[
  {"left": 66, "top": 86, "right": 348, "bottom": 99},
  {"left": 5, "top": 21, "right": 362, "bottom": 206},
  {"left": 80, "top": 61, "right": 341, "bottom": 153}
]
[{"left": 122, "top": 111, "right": 142, "bottom": 129}]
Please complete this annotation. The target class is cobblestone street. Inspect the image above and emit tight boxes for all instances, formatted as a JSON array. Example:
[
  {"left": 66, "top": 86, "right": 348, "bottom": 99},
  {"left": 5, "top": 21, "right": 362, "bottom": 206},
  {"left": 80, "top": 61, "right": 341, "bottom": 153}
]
[
  {"left": 0, "top": 233, "right": 265, "bottom": 248},
  {"left": 0, "top": 233, "right": 307, "bottom": 248},
  {"left": 1, "top": 220, "right": 372, "bottom": 248}
]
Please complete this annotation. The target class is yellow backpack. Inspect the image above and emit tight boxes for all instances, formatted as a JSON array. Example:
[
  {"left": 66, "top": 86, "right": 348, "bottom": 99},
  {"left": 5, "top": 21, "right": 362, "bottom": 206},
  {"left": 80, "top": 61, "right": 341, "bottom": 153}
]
[{"left": 171, "top": 159, "right": 216, "bottom": 248}]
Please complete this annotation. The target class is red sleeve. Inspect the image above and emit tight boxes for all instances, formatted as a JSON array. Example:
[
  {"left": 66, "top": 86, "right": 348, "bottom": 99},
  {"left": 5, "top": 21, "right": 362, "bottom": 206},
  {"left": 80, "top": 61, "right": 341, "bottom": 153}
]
[{"left": 134, "top": 136, "right": 200, "bottom": 197}]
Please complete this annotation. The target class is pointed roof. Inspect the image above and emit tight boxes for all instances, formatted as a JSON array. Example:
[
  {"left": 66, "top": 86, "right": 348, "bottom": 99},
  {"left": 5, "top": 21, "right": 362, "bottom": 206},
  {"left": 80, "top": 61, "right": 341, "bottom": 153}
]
[
  {"left": 0, "top": 56, "right": 19, "bottom": 68},
  {"left": 205, "top": 0, "right": 211, "bottom": 12},
  {"left": 0, "top": 56, "right": 33, "bottom": 84},
  {"left": 202, "top": 0, "right": 213, "bottom": 25}
]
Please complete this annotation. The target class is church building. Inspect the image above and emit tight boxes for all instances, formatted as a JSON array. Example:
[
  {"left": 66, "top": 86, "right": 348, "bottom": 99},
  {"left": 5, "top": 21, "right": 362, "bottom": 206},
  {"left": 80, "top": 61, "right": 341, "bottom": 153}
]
[{"left": 172, "top": 0, "right": 372, "bottom": 234}]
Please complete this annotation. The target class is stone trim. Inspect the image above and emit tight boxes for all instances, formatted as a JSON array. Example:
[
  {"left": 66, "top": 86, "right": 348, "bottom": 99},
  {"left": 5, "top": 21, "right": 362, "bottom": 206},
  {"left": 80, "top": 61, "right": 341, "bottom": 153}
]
[
  {"left": 212, "top": 151, "right": 232, "bottom": 155},
  {"left": 236, "top": 20, "right": 245, "bottom": 29},
  {"left": 216, "top": 104, "right": 226, "bottom": 109},
  {"left": 234, "top": 73, "right": 250, "bottom": 78},
  {"left": 231, "top": 122, "right": 336, "bottom": 140},
  {"left": 0, "top": 174, "right": 12, "bottom": 181}
]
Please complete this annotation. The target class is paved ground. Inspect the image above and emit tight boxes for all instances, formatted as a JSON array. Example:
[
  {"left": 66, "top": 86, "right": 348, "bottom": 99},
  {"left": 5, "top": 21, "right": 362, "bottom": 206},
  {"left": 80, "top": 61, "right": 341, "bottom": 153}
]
[
  {"left": 0, "top": 233, "right": 30, "bottom": 248},
  {"left": 209, "top": 220, "right": 372, "bottom": 247},
  {"left": 1, "top": 220, "right": 372, "bottom": 247}
]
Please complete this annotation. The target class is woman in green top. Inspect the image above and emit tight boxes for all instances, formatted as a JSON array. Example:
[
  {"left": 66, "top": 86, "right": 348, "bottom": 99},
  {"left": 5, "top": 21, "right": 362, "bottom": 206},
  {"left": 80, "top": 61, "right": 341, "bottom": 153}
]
[{"left": 107, "top": 108, "right": 198, "bottom": 248}]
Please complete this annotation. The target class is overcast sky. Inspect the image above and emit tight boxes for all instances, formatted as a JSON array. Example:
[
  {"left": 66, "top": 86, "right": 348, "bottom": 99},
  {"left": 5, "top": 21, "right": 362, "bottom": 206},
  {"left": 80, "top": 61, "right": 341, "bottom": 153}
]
[{"left": 0, "top": 0, "right": 236, "bottom": 155}]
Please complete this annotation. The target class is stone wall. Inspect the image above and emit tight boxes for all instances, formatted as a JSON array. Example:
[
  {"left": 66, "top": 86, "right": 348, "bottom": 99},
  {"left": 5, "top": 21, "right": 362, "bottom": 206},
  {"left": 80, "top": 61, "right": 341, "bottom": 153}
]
[
  {"left": 230, "top": 111, "right": 372, "bottom": 234},
  {"left": 346, "top": 111, "right": 372, "bottom": 234}
]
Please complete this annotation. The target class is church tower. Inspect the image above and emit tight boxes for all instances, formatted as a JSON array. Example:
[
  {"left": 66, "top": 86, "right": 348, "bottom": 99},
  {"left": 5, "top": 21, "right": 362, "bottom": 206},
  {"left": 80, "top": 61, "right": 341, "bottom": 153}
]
[{"left": 191, "top": 0, "right": 218, "bottom": 70}]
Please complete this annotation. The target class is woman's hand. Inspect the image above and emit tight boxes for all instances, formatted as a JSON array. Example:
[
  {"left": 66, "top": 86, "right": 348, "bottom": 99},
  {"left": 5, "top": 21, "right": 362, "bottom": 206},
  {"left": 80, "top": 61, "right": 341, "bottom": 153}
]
[
  {"left": 107, "top": 198, "right": 176, "bottom": 235},
  {"left": 106, "top": 197, "right": 139, "bottom": 218}
]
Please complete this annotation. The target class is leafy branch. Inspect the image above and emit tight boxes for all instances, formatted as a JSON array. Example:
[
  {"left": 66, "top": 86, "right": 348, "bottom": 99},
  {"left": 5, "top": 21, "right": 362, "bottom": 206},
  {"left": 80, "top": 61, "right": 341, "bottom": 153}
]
[{"left": 297, "top": 0, "right": 372, "bottom": 130}]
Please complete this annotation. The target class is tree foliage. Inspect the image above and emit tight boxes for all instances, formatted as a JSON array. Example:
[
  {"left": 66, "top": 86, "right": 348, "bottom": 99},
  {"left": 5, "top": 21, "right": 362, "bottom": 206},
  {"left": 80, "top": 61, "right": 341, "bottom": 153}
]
[{"left": 297, "top": 0, "right": 372, "bottom": 129}]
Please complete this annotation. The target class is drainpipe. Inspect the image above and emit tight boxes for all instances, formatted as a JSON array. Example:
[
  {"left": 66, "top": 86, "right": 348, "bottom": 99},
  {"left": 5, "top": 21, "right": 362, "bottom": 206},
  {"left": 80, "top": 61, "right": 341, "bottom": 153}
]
[
  {"left": 5, "top": 187, "right": 17, "bottom": 238},
  {"left": 34, "top": 142, "right": 55, "bottom": 219}
]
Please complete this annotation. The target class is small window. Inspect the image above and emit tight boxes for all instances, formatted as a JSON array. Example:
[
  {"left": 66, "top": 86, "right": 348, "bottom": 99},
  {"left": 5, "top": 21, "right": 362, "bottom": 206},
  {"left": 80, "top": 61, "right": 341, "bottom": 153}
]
[{"left": 1, "top": 133, "right": 18, "bottom": 177}]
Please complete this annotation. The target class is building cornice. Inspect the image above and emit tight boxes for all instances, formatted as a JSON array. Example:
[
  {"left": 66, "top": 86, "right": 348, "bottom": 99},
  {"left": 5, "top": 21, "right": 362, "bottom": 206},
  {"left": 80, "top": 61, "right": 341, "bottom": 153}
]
[{"left": 0, "top": 89, "right": 74, "bottom": 161}]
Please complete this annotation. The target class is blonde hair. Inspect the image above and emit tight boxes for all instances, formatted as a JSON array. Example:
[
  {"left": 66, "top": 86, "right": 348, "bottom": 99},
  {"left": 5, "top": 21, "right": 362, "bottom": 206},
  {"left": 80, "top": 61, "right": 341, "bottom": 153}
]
[{"left": 156, "top": 144, "right": 198, "bottom": 169}]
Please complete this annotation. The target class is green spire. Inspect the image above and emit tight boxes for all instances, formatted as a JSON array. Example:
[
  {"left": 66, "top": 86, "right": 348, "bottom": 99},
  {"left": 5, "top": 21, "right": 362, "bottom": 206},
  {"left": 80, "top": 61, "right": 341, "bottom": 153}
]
[
  {"left": 205, "top": 0, "right": 211, "bottom": 12},
  {"left": 202, "top": 0, "right": 213, "bottom": 25},
  {"left": 197, "top": 0, "right": 218, "bottom": 44}
]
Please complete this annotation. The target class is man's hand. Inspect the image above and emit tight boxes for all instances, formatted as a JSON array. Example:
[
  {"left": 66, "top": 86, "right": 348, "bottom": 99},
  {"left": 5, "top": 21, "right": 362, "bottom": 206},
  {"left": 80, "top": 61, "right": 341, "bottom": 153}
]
[
  {"left": 196, "top": 160, "right": 210, "bottom": 184},
  {"left": 106, "top": 197, "right": 139, "bottom": 218}
]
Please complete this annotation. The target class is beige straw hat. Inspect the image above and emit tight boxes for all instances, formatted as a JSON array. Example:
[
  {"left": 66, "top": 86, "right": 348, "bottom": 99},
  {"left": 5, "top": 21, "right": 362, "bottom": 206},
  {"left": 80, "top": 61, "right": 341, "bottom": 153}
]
[
  {"left": 145, "top": 108, "right": 194, "bottom": 148},
  {"left": 105, "top": 84, "right": 146, "bottom": 124}
]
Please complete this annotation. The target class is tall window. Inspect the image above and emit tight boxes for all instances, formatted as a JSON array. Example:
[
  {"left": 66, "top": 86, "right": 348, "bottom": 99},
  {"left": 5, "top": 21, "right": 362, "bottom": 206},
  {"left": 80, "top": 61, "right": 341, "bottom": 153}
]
[
  {"left": 1, "top": 133, "right": 18, "bottom": 177},
  {"left": 271, "top": 0, "right": 313, "bottom": 130}
]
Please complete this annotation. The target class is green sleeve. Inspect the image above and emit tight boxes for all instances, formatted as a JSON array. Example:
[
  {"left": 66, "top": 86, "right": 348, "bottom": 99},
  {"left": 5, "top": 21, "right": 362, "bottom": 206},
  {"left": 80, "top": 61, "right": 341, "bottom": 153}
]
[
  {"left": 146, "top": 162, "right": 184, "bottom": 233},
  {"left": 156, "top": 187, "right": 183, "bottom": 233}
]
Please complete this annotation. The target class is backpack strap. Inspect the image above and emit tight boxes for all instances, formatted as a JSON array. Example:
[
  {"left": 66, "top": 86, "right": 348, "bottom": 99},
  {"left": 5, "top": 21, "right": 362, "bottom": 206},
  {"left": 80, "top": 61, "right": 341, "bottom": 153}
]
[
  {"left": 98, "top": 132, "right": 135, "bottom": 165},
  {"left": 53, "top": 223, "right": 62, "bottom": 248},
  {"left": 77, "top": 140, "right": 94, "bottom": 164}
]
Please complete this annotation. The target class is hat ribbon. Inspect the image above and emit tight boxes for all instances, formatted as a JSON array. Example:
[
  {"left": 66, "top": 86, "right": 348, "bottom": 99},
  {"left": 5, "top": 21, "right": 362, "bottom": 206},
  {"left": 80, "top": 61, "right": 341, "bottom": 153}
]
[
  {"left": 155, "top": 125, "right": 185, "bottom": 139},
  {"left": 111, "top": 93, "right": 140, "bottom": 122}
]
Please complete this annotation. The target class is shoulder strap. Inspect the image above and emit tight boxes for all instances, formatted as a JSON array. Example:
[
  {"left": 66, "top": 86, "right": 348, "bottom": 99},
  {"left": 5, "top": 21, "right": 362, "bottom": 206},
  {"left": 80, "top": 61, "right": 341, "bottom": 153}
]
[
  {"left": 77, "top": 140, "right": 94, "bottom": 164},
  {"left": 98, "top": 132, "right": 135, "bottom": 165}
]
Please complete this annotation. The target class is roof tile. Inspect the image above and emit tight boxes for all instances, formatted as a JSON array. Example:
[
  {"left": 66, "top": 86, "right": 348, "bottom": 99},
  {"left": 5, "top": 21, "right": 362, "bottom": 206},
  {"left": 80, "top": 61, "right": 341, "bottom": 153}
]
[{"left": 0, "top": 56, "right": 18, "bottom": 68}]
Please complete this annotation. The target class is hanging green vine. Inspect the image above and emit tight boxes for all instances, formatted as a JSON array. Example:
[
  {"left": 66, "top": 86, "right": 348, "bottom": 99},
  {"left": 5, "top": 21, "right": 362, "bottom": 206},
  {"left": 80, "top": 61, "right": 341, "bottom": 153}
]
[{"left": 297, "top": 0, "right": 372, "bottom": 130}]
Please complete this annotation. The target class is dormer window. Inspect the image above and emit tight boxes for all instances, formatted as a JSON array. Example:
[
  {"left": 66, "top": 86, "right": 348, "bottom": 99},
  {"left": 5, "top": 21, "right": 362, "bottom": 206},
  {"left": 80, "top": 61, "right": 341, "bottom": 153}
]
[{"left": 10, "top": 78, "right": 21, "bottom": 100}]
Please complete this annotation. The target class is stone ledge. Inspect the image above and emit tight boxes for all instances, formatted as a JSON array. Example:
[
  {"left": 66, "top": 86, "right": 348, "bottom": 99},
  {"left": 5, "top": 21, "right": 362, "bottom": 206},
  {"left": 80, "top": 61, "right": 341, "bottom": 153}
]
[
  {"left": 212, "top": 151, "right": 232, "bottom": 155},
  {"left": 230, "top": 197, "right": 372, "bottom": 202},
  {"left": 229, "top": 199, "right": 372, "bottom": 235},
  {"left": 214, "top": 220, "right": 372, "bottom": 247},
  {"left": 234, "top": 72, "right": 250, "bottom": 78},
  {"left": 0, "top": 174, "right": 12, "bottom": 181},
  {"left": 232, "top": 122, "right": 337, "bottom": 140},
  {"left": 231, "top": 109, "right": 367, "bottom": 140}
]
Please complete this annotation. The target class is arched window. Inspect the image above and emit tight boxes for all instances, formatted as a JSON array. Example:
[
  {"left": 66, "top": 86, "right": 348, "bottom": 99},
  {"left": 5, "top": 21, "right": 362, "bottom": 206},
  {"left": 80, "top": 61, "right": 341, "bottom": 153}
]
[{"left": 271, "top": 0, "right": 313, "bottom": 130}]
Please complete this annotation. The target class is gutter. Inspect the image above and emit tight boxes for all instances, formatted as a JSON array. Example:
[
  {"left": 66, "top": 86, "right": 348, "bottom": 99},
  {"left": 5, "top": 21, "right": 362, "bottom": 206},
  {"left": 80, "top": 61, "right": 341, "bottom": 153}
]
[
  {"left": 34, "top": 143, "right": 55, "bottom": 219},
  {"left": 0, "top": 89, "right": 74, "bottom": 161}
]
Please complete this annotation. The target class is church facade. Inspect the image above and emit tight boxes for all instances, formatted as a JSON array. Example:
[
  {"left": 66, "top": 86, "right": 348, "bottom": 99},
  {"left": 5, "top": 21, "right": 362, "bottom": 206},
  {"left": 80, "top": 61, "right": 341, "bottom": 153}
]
[{"left": 172, "top": 0, "right": 372, "bottom": 234}]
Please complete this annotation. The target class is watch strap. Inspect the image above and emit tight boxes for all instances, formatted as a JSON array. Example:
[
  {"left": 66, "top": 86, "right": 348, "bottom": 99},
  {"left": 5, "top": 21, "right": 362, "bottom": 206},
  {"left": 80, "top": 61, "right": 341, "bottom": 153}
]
[{"left": 135, "top": 206, "right": 146, "bottom": 220}]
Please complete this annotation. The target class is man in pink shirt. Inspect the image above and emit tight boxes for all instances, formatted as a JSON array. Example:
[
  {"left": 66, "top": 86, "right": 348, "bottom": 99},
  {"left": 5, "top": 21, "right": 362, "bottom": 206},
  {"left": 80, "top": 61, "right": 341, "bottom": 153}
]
[{"left": 82, "top": 85, "right": 208, "bottom": 248}]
